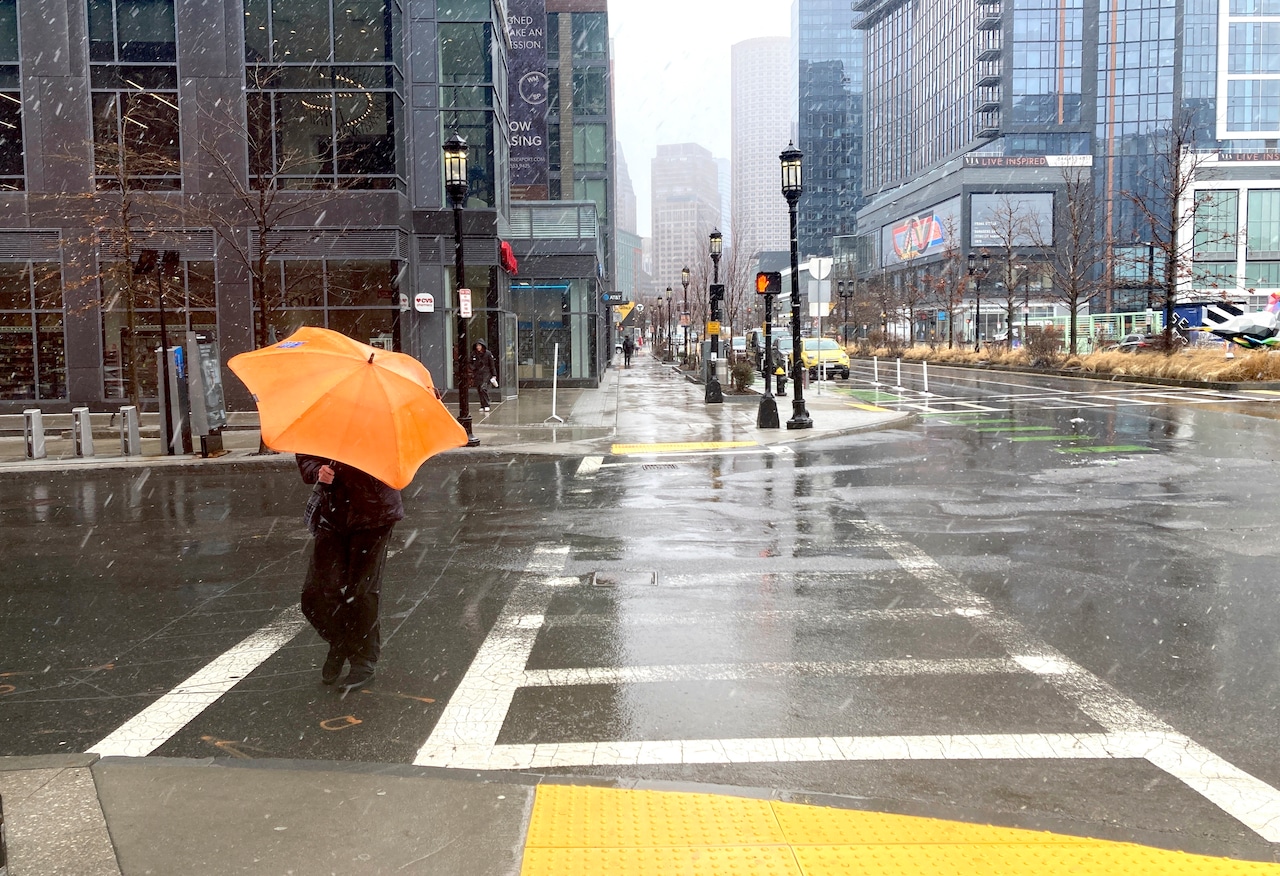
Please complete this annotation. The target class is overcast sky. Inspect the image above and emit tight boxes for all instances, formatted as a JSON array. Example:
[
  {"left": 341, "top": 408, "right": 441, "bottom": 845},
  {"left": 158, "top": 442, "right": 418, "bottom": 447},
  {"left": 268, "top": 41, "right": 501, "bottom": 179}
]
[{"left": 609, "top": 1, "right": 793, "bottom": 237}]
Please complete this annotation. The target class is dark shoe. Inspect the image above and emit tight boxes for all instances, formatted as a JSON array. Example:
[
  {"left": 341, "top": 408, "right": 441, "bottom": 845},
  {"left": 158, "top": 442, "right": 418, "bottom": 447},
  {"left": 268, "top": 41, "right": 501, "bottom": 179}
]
[
  {"left": 320, "top": 647, "right": 346, "bottom": 685},
  {"left": 340, "top": 661, "right": 375, "bottom": 690}
]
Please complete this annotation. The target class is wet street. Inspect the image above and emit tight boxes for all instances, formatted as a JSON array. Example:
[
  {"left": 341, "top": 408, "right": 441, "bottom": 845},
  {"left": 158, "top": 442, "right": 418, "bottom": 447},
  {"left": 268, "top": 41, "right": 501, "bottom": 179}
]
[{"left": 3, "top": 361, "right": 1280, "bottom": 861}]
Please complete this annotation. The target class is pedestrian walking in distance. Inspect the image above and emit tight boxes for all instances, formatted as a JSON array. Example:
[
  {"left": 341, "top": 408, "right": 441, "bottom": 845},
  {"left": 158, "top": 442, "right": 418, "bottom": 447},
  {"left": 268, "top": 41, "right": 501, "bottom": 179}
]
[
  {"left": 298, "top": 454, "right": 404, "bottom": 689},
  {"left": 622, "top": 335, "right": 635, "bottom": 367},
  {"left": 471, "top": 339, "right": 498, "bottom": 412}
]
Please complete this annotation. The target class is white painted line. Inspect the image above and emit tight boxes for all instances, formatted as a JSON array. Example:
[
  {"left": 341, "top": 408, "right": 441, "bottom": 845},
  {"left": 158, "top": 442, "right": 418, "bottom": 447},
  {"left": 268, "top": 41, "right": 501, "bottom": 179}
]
[
  {"left": 854, "top": 519, "right": 1280, "bottom": 842},
  {"left": 413, "top": 545, "right": 569, "bottom": 767},
  {"left": 89, "top": 607, "right": 308, "bottom": 758},
  {"left": 540, "top": 607, "right": 951, "bottom": 628},
  {"left": 575, "top": 456, "right": 604, "bottom": 477},
  {"left": 435, "top": 732, "right": 1129, "bottom": 771},
  {"left": 521, "top": 657, "right": 1023, "bottom": 688}
]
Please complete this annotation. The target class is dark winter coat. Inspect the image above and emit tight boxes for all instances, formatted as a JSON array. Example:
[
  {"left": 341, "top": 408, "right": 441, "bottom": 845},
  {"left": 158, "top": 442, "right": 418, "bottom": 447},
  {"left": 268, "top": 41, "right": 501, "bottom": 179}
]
[
  {"left": 298, "top": 454, "right": 404, "bottom": 532},
  {"left": 470, "top": 343, "right": 497, "bottom": 385}
]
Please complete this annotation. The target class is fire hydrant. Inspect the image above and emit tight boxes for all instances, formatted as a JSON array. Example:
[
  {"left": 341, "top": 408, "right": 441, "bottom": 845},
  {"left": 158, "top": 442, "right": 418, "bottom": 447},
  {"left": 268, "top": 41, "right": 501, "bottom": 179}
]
[{"left": 775, "top": 364, "right": 787, "bottom": 396}]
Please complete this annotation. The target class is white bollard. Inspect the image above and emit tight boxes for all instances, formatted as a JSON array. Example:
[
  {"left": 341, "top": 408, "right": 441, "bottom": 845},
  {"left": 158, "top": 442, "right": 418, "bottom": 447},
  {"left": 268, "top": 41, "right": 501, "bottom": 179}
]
[
  {"left": 72, "top": 407, "right": 94, "bottom": 457},
  {"left": 120, "top": 405, "right": 140, "bottom": 456},
  {"left": 23, "top": 409, "right": 45, "bottom": 459},
  {"left": 894, "top": 358, "right": 905, "bottom": 391},
  {"left": 872, "top": 356, "right": 880, "bottom": 385},
  {"left": 922, "top": 360, "right": 930, "bottom": 396}
]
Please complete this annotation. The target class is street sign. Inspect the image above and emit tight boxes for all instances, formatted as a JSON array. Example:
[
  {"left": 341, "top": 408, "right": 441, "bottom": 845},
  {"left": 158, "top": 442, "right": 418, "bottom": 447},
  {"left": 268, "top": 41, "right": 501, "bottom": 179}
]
[
  {"left": 707, "top": 321, "right": 721, "bottom": 335},
  {"left": 601, "top": 291, "right": 624, "bottom": 303},
  {"left": 459, "top": 287, "right": 472, "bottom": 317},
  {"left": 414, "top": 292, "right": 435, "bottom": 313}
]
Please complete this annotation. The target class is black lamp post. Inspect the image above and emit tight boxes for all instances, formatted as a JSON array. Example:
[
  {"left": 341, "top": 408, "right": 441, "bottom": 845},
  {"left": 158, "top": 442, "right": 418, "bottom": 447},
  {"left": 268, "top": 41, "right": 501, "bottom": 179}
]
[
  {"left": 444, "top": 132, "right": 480, "bottom": 447},
  {"left": 781, "top": 141, "right": 811, "bottom": 429},
  {"left": 837, "top": 279, "right": 853, "bottom": 345},
  {"left": 135, "top": 248, "right": 182, "bottom": 454},
  {"left": 706, "top": 230, "right": 724, "bottom": 404},
  {"left": 681, "top": 266, "right": 691, "bottom": 365},
  {"left": 665, "top": 286, "right": 674, "bottom": 360},
  {"left": 968, "top": 251, "right": 990, "bottom": 353}
]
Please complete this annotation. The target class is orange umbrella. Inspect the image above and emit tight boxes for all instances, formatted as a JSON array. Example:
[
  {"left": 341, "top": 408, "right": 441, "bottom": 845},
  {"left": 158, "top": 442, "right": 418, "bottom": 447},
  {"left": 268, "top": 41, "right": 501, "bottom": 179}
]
[{"left": 228, "top": 327, "right": 469, "bottom": 489}]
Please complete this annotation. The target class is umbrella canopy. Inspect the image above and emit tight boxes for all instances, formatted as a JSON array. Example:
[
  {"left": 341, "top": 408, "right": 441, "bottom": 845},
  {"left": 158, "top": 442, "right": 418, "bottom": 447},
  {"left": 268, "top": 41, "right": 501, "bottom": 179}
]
[{"left": 228, "top": 327, "right": 468, "bottom": 488}]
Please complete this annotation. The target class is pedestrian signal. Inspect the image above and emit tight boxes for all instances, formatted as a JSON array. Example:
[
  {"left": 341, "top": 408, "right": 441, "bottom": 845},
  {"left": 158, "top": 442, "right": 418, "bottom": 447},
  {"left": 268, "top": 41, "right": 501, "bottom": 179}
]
[
  {"left": 709, "top": 283, "right": 725, "bottom": 303},
  {"left": 756, "top": 272, "right": 782, "bottom": 295}
]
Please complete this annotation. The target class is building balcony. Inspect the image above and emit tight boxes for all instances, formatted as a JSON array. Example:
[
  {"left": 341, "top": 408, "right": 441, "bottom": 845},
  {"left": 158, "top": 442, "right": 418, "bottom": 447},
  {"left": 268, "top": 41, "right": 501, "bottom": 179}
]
[
  {"left": 976, "top": 100, "right": 1001, "bottom": 114},
  {"left": 977, "top": 46, "right": 1002, "bottom": 62},
  {"left": 977, "top": 73, "right": 1001, "bottom": 88},
  {"left": 977, "top": 12, "right": 1002, "bottom": 29}
]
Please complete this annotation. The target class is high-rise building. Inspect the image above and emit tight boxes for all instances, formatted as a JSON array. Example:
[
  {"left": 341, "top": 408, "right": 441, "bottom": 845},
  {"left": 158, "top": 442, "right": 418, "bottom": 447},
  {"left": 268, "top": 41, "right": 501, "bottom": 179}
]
[
  {"left": 0, "top": 0, "right": 525, "bottom": 410},
  {"left": 855, "top": 0, "right": 1280, "bottom": 317},
  {"left": 651, "top": 143, "right": 721, "bottom": 290},
  {"left": 795, "top": 0, "right": 865, "bottom": 258},
  {"left": 616, "top": 142, "right": 638, "bottom": 235},
  {"left": 731, "top": 37, "right": 792, "bottom": 261}
]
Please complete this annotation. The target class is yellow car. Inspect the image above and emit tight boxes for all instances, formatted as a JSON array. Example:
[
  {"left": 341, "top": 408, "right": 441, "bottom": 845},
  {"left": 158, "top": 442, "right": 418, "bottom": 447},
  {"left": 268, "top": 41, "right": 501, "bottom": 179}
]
[{"left": 799, "top": 337, "right": 851, "bottom": 379}]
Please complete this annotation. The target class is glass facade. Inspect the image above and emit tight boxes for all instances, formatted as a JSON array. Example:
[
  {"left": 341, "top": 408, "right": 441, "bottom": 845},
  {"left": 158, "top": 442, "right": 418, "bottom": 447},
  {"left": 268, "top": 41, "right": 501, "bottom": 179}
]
[
  {"left": 1222, "top": 0, "right": 1280, "bottom": 137},
  {"left": 797, "top": 0, "right": 864, "bottom": 256},
  {"left": 245, "top": 0, "right": 406, "bottom": 190},
  {"left": 89, "top": 0, "right": 182, "bottom": 190},
  {"left": 1010, "top": 0, "right": 1083, "bottom": 125},
  {"left": 0, "top": 0, "right": 22, "bottom": 191},
  {"left": 0, "top": 263, "right": 64, "bottom": 400}
]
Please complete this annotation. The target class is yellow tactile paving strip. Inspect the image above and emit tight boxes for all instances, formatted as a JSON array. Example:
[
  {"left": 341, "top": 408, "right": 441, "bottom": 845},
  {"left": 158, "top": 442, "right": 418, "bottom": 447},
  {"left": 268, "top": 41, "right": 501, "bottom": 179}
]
[
  {"left": 521, "top": 785, "right": 1280, "bottom": 875},
  {"left": 611, "top": 441, "right": 759, "bottom": 455}
]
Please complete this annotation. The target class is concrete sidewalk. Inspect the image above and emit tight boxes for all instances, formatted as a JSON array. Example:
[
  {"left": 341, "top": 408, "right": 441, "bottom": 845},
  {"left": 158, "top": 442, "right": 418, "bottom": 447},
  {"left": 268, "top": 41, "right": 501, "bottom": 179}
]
[
  {"left": 0, "top": 354, "right": 917, "bottom": 876},
  {"left": 0, "top": 353, "right": 910, "bottom": 473}
]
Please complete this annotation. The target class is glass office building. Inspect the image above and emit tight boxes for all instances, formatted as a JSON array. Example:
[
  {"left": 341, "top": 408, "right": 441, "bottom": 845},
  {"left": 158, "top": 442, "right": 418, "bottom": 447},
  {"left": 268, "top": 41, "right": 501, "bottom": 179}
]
[
  {"left": 795, "top": 0, "right": 865, "bottom": 258},
  {"left": 0, "top": 0, "right": 530, "bottom": 410},
  {"left": 855, "top": 0, "right": 1280, "bottom": 311}
]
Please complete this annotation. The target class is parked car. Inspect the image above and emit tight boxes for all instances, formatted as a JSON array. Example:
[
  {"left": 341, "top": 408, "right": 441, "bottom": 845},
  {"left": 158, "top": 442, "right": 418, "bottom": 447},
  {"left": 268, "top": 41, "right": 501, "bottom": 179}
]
[
  {"left": 1116, "top": 333, "right": 1155, "bottom": 353},
  {"left": 800, "top": 337, "right": 851, "bottom": 379}
]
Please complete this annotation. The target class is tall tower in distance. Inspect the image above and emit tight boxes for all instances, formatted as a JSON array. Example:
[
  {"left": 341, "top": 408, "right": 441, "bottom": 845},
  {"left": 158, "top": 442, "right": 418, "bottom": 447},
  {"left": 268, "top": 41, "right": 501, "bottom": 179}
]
[
  {"left": 732, "top": 36, "right": 792, "bottom": 262},
  {"left": 651, "top": 143, "right": 722, "bottom": 291}
]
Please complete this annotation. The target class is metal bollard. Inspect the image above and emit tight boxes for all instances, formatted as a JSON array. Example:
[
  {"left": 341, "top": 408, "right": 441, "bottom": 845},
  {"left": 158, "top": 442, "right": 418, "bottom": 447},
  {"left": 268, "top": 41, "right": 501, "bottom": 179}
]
[
  {"left": 119, "top": 405, "right": 140, "bottom": 456},
  {"left": 72, "top": 407, "right": 94, "bottom": 457},
  {"left": 23, "top": 409, "right": 46, "bottom": 459}
]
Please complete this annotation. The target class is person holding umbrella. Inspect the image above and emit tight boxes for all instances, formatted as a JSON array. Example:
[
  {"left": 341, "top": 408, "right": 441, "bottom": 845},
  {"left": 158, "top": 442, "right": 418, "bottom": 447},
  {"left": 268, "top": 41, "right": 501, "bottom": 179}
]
[
  {"left": 229, "top": 327, "right": 469, "bottom": 689},
  {"left": 298, "top": 455, "right": 402, "bottom": 687}
]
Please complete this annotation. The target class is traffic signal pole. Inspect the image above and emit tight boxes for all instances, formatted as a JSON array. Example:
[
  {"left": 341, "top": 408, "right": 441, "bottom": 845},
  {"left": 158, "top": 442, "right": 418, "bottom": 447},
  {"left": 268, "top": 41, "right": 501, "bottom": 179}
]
[{"left": 755, "top": 271, "right": 781, "bottom": 429}]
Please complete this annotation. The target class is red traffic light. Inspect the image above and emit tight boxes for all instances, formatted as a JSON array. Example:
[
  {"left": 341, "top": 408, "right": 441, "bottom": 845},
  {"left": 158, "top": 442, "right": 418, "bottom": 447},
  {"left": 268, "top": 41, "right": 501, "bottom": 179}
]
[{"left": 755, "top": 271, "right": 782, "bottom": 294}]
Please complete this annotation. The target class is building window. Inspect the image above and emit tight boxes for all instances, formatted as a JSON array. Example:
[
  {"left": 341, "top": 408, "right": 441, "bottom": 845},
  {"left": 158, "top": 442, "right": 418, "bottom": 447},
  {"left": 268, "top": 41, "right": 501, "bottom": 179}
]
[
  {"left": 571, "top": 13, "right": 607, "bottom": 60},
  {"left": 252, "top": 258, "right": 402, "bottom": 348},
  {"left": 572, "top": 67, "right": 607, "bottom": 116},
  {"left": 572, "top": 123, "right": 606, "bottom": 170},
  {"left": 1227, "top": 79, "right": 1280, "bottom": 132},
  {"left": 1247, "top": 190, "right": 1280, "bottom": 254},
  {"left": 245, "top": 0, "right": 405, "bottom": 190},
  {"left": 0, "top": 0, "right": 22, "bottom": 190},
  {"left": 440, "top": 22, "right": 495, "bottom": 207},
  {"left": 1192, "top": 261, "right": 1238, "bottom": 288},
  {"left": 100, "top": 258, "right": 216, "bottom": 399},
  {"left": 1194, "top": 190, "right": 1238, "bottom": 257},
  {"left": 89, "top": 0, "right": 181, "bottom": 190},
  {"left": 0, "top": 263, "right": 64, "bottom": 400},
  {"left": 1245, "top": 261, "right": 1280, "bottom": 287}
]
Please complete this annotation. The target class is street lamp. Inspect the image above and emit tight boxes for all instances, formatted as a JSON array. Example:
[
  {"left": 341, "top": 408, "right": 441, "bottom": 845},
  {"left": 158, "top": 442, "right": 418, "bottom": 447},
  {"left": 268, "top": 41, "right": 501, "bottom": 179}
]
[
  {"left": 968, "top": 251, "right": 990, "bottom": 353},
  {"left": 706, "top": 230, "right": 724, "bottom": 404},
  {"left": 681, "top": 266, "right": 691, "bottom": 365},
  {"left": 665, "top": 285, "right": 674, "bottom": 360},
  {"left": 837, "top": 279, "right": 854, "bottom": 346},
  {"left": 780, "top": 141, "right": 811, "bottom": 429},
  {"left": 444, "top": 131, "right": 480, "bottom": 447}
]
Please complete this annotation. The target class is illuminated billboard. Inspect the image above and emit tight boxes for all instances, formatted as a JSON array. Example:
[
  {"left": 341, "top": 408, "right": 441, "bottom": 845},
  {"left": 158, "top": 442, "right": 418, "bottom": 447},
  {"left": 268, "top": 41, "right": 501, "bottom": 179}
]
[
  {"left": 880, "top": 197, "right": 961, "bottom": 266},
  {"left": 970, "top": 193, "right": 1054, "bottom": 247}
]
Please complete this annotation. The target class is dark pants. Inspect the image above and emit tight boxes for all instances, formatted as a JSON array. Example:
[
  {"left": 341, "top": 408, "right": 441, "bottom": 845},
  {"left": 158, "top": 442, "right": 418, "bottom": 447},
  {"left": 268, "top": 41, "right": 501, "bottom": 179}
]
[
  {"left": 475, "top": 383, "right": 491, "bottom": 408},
  {"left": 302, "top": 524, "right": 395, "bottom": 664}
]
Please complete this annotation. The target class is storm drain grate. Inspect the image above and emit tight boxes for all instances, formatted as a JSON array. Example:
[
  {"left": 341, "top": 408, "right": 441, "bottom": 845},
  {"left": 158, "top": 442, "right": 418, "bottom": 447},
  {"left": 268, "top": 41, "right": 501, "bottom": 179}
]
[
  {"left": 641, "top": 463, "right": 679, "bottom": 471},
  {"left": 590, "top": 571, "right": 658, "bottom": 587}
]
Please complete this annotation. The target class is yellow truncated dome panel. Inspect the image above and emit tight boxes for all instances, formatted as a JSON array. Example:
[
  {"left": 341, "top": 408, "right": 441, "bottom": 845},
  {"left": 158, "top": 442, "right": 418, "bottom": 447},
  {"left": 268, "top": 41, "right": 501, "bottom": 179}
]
[{"left": 521, "top": 785, "right": 1280, "bottom": 876}]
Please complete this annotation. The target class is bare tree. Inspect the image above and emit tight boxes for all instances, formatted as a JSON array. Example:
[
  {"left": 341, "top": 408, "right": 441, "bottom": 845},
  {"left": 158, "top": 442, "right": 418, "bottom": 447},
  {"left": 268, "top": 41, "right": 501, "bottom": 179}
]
[
  {"left": 86, "top": 90, "right": 185, "bottom": 406},
  {"left": 923, "top": 220, "right": 966, "bottom": 349},
  {"left": 193, "top": 72, "right": 360, "bottom": 349},
  {"left": 979, "top": 195, "right": 1037, "bottom": 349},
  {"left": 1126, "top": 115, "right": 1232, "bottom": 352},
  {"left": 1034, "top": 167, "right": 1107, "bottom": 355}
]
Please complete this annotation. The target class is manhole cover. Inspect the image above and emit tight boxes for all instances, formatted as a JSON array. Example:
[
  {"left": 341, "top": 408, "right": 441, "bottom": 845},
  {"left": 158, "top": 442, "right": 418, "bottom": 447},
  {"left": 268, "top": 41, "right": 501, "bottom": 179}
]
[
  {"left": 590, "top": 570, "right": 657, "bottom": 587},
  {"left": 641, "top": 463, "right": 679, "bottom": 470}
]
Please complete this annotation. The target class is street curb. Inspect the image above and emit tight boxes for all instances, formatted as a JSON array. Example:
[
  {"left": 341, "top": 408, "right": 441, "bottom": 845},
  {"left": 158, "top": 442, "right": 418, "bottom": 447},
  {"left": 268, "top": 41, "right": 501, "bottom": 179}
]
[{"left": 856, "top": 357, "right": 1280, "bottom": 393}]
